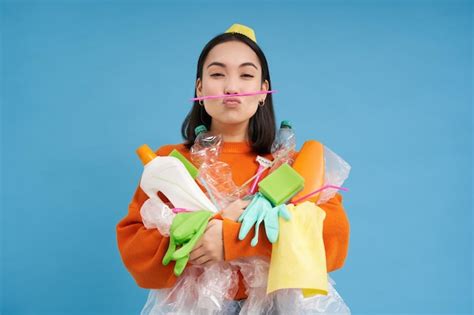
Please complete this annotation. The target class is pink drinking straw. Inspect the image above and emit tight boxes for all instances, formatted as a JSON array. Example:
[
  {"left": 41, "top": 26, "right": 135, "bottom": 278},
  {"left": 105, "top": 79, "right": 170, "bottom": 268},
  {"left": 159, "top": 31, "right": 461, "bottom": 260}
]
[
  {"left": 172, "top": 207, "right": 192, "bottom": 214},
  {"left": 190, "top": 90, "right": 277, "bottom": 102},
  {"left": 292, "top": 185, "right": 349, "bottom": 204}
]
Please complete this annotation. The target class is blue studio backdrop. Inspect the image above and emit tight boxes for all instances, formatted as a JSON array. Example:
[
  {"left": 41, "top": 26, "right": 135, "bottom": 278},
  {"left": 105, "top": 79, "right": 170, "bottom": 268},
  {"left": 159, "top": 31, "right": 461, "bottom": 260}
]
[{"left": 1, "top": 1, "right": 472, "bottom": 314}]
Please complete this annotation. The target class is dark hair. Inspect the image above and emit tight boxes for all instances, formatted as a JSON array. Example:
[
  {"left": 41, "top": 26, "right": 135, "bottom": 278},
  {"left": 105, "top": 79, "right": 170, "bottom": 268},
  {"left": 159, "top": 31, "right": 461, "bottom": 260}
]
[{"left": 181, "top": 32, "right": 276, "bottom": 155}]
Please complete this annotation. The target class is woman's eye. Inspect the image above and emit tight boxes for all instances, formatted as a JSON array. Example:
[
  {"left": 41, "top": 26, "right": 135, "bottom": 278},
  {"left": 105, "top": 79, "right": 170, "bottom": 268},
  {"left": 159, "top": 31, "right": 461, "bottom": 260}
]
[{"left": 210, "top": 73, "right": 253, "bottom": 78}]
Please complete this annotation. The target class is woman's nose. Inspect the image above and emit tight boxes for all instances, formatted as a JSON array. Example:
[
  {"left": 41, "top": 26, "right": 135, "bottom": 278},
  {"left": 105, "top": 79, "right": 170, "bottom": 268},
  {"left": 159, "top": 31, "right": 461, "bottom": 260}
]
[{"left": 224, "top": 77, "right": 239, "bottom": 95}]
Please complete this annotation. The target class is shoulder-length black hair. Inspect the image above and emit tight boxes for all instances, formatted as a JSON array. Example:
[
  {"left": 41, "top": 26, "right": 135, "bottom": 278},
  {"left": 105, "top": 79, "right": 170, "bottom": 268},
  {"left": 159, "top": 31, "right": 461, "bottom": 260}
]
[{"left": 181, "top": 32, "right": 276, "bottom": 155}]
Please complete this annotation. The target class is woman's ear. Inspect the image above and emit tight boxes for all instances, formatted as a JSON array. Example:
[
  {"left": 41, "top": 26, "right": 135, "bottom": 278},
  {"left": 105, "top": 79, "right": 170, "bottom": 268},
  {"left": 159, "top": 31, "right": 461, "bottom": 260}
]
[
  {"left": 261, "top": 79, "right": 269, "bottom": 101},
  {"left": 261, "top": 80, "right": 269, "bottom": 91},
  {"left": 196, "top": 78, "right": 202, "bottom": 97}
]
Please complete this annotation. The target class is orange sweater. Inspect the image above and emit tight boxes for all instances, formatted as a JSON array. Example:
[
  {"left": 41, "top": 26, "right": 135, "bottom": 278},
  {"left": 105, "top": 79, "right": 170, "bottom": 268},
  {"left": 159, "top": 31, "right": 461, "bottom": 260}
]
[{"left": 116, "top": 142, "right": 350, "bottom": 300}]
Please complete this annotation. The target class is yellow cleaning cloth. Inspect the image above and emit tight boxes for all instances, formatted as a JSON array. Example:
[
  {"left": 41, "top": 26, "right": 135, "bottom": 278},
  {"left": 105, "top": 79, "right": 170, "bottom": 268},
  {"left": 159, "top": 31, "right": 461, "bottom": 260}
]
[{"left": 267, "top": 201, "right": 328, "bottom": 297}]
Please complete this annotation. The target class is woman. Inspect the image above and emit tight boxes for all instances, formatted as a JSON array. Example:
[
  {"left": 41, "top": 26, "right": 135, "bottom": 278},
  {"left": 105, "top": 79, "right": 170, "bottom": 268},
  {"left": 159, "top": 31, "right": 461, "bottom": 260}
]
[{"left": 117, "top": 23, "right": 350, "bottom": 313}]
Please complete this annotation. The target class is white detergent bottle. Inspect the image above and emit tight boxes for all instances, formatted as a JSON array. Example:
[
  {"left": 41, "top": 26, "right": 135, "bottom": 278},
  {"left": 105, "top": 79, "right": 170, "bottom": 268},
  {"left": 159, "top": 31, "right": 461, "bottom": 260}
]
[{"left": 136, "top": 144, "right": 218, "bottom": 213}]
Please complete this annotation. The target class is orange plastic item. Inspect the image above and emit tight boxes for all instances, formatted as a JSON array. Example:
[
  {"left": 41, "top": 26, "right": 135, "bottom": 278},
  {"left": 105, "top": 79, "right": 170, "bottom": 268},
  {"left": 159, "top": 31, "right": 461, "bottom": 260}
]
[
  {"left": 290, "top": 140, "right": 325, "bottom": 203},
  {"left": 136, "top": 144, "right": 157, "bottom": 165}
]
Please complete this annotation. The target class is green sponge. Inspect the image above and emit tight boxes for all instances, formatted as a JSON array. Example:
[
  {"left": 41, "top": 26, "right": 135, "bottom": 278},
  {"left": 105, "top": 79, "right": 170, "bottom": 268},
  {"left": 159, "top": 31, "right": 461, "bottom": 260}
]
[
  {"left": 169, "top": 149, "right": 198, "bottom": 179},
  {"left": 258, "top": 163, "right": 304, "bottom": 206}
]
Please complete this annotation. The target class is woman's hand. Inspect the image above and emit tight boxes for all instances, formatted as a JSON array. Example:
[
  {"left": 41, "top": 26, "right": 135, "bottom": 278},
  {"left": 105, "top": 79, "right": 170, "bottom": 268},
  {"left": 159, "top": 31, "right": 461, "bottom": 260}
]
[
  {"left": 220, "top": 198, "right": 251, "bottom": 221},
  {"left": 189, "top": 219, "right": 224, "bottom": 267}
]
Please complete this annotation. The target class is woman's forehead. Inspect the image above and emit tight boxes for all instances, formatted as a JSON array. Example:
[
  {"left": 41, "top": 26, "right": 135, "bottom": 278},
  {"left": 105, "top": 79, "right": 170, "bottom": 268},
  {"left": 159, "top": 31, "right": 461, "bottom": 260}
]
[{"left": 204, "top": 41, "right": 260, "bottom": 69}]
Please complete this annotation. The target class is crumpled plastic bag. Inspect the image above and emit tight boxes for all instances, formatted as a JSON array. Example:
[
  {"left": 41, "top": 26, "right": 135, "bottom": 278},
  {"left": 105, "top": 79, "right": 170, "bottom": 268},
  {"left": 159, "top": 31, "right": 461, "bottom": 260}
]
[
  {"left": 141, "top": 262, "right": 239, "bottom": 315},
  {"left": 140, "top": 198, "right": 175, "bottom": 236},
  {"left": 233, "top": 257, "right": 350, "bottom": 314},
  {"left": 141, "top": 256, "right": 350, "bottom": 315},
  {"left": 318, "top": 146, "right": 351, "bottom": 204}
]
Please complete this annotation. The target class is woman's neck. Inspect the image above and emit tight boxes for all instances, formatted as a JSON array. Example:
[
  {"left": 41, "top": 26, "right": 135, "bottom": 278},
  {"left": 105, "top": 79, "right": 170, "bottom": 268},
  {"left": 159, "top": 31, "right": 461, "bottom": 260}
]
[{"left": 210, "top": 120, "right": 249, "bottom": 142}]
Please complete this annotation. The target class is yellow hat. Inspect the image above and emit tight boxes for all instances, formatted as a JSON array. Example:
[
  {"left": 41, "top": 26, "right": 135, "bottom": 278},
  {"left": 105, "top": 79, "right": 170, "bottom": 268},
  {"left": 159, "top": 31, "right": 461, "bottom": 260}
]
[{"left": 225, "top": 23, "right": 257, "bottom": 43}]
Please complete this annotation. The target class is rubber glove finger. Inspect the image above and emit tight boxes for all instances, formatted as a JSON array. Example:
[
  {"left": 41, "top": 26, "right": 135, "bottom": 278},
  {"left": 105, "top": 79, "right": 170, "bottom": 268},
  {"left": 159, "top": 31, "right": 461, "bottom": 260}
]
[
  {"left": 250, "top": 202, "right": 269, "bottom": 246},
  {"left": 278, "top": 204, "right": 292, "bottom": 221},
  {"left": 238, "top": 193, "right": 266, "bottom": 239},
  {"left": 264, "top": 207, "right": 280, "bottom": 243},
  {"left": 162, "top": 236, "right": 176, "bottom": 266},
  {"left": 238, "top": 212, "right": 258, "bottom": 240},
  {"left": 169, "top": 212, "right": 195, "bottom": 243},
  {"left": 237, "top": 210, "right": 247, "bottom": 223},
  {"left": 172, "top": 218, "right": 209, "bottom": 260},
  {"left": 173, "top": 254, "right": 189, "bottom": 276},
  {"left": 238, "top": 205, "right": 260, "bottom": 239}
]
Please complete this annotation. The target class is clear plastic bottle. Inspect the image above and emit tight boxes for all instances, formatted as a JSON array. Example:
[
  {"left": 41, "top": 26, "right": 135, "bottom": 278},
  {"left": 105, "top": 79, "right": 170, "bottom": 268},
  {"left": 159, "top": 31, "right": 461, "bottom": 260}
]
[
  {"left": 190, "top": 125, "right": 242, "bottom": 210},
  {"left": 270, "top": 120, "right": 297, "bottom": 172},
  {"left": 190, "top": 125, "right": 222, "bottom": 168}
]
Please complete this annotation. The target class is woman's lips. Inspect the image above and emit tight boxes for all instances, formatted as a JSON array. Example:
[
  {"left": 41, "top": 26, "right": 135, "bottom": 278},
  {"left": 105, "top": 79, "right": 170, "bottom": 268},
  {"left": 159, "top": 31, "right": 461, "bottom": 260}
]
[{"left": 223, "top": 97, "right": 242, "bottom": 105}]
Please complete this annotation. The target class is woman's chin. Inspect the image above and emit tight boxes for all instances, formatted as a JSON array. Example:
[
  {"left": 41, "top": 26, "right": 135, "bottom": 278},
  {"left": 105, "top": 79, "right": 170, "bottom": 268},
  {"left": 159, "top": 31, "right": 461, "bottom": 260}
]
[{"left": 213, "top": 116, "right": 250, "bottom": 126}]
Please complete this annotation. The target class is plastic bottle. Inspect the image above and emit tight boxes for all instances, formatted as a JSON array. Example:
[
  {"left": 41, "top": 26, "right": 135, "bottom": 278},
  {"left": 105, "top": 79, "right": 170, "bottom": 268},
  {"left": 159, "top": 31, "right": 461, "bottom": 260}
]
[
  {"left": 190, "top": 125, "right": 222, "bottom": 168},
  {"left": 136, "top": 144, "right": 218, "bottom": 213},
  {"left": 190, "top": 126, "right": 242, "bottom": 210},
  {"left": 270, "top": 120, "right": 297, "bottom": 172}
]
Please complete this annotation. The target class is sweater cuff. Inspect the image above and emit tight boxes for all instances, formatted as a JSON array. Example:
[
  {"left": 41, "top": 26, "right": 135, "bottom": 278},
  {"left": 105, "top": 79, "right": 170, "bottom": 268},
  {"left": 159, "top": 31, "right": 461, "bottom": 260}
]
[{"left": 222, "top": 218, "right": 272, "bottom": 261}]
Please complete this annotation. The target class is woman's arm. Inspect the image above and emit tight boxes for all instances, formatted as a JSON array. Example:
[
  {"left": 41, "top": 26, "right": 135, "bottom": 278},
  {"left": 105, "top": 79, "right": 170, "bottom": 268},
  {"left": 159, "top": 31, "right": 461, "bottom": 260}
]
[
  {"left": 116, "top": 185, "right": 178, "bottom": 289},
  {"left": 221, "top": 193, "right": 350, "bottom": 272},
  {"left": 116, "top": 145, "right": 179, "bottom": 289},
  {"left": 320, "top": 193, "right": 350, "bottom": 272}
]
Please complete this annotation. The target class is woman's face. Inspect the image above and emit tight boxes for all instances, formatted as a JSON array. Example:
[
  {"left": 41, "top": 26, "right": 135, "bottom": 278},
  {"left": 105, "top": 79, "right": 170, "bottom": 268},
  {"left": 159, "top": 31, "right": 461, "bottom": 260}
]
[{"left": 196, "top": 40, "right": 269, "bottom": 127}]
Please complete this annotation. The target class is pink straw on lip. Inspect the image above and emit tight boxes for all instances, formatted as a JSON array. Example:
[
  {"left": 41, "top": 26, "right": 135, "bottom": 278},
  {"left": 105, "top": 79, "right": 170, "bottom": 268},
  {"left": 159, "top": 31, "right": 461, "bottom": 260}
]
[
  {"left": 190, "top": 90, "right": 277, "bottom": 102},
  {"left": 292, "top": 185, "right": 349, "bottom": 204}
]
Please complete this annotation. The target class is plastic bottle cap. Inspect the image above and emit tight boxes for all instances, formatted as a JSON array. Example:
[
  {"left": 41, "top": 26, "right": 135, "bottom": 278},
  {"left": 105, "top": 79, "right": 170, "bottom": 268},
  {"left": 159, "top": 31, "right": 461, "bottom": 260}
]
[
  {"left": 136, "top": 144, "right": 157, "bottom": 165},
  {"left": 281, "top": 120, "right": 292, "bottom": 129},
  {"left": 194, "top": 125, "right": 208, "bottom": 136}
]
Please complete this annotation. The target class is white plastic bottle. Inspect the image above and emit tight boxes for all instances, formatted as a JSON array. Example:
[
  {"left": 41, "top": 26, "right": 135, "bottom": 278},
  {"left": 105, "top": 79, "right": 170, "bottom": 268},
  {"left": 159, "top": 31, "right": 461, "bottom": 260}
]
[{"left": 136, "top": 144, "right": 218, "bottom": 213}]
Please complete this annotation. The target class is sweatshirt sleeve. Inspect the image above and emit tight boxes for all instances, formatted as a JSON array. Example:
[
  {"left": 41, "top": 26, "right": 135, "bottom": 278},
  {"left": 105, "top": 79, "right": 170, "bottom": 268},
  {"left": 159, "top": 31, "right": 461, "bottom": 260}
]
[
  {"left": 319, "top": 193, "right": 350, "bottom": 272},
  {"left": 222, "top": 217, "right": 273, "bottom": 261},
  {"left": 222, "top": 193, "right": 350, "bottom": 272},
  {"left": 116, "top": 145, "right": 179, "bottom": 289}
]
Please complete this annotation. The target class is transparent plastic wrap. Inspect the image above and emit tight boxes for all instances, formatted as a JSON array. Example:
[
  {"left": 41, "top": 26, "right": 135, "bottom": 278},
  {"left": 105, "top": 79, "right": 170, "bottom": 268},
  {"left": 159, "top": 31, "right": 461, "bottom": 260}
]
[
  {"left": 233, "top": 257, "right": 351, "bottom": 314},
  {"left": 141, "top": 256, "right": 350, "bottom": 314},
  {"left": 139, "top": 198, "right": 175, "bottom": 236},
  {"left": 318, "top": 145, "right": 351, "bottom": 205},
  {"left": 273, "top": 277, "right": 351, "bottom": 315},
  {"left": 232, "top": 257, "right": 277, "bottom": 314},
  {"left": 141, "top": 263, "right": 240, "bottom": 315}
]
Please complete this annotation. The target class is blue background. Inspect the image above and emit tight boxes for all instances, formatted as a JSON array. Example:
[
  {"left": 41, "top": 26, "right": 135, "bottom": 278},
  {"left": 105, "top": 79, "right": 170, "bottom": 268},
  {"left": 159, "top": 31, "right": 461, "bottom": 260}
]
[{"left": 1, "top": 0, "right": 472, "bottom": 314}]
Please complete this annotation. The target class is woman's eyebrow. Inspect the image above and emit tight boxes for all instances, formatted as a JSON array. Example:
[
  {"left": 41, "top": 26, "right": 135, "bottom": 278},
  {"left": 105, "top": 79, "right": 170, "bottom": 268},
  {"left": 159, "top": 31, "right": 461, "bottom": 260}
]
[
  {"left": 207, "top": 62, "right": 258, "bottom": 70},
  {"left": 239, "top": 62, "right": 258, "bottom": 70}
]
